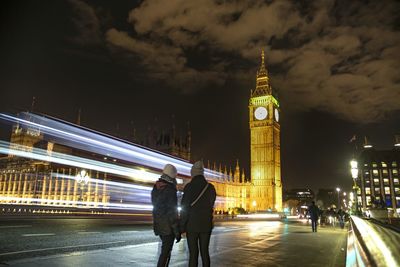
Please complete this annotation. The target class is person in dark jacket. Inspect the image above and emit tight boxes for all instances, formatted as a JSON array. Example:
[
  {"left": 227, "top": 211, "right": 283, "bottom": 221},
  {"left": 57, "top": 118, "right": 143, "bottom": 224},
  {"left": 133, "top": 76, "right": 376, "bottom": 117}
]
[
  {"left": 307, "top": 201, "right": 320, "bottom": 232},
  {"left": 152, "top": 164, "right": 181, "bottom": 267},
  {"left": 180, "top": 161, "right": 216, "bottom": 267},
  {"left": 337, "top": 209, "right": 345, "bottom": 229}
]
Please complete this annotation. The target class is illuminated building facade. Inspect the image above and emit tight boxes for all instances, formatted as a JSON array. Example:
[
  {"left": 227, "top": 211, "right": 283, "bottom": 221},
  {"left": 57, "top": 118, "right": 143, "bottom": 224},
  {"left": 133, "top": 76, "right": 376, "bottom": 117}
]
[
  {"left": 206, "top": 160, "right": 250, "bottom": 212},
  {"left": 355, "top": 136, "right": 400, "bottom": 216},
  {"left": 0, "top": 115, "right": 113, "bottom": 211},
  {"left": 248, "top": 50, "right": 282, "bottom": 211}
]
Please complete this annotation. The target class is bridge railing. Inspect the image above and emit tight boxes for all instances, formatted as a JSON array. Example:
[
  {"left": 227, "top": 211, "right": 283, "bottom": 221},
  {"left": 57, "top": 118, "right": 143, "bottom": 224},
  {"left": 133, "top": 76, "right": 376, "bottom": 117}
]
[{"left": 346, "top": 215, "right": 400, "bottom": 267}]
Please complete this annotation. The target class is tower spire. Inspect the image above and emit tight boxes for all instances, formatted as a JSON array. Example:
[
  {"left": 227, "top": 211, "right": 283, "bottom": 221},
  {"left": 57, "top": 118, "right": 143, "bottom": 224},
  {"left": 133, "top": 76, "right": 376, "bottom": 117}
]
[
  {"left": 253, "top": 48, "right": 271, "bottom": 97},
  {"left": 259, "top": 49, "right": 266, "bottom": 76},
  {"left": 77, "top": 108, "right": 81, "bottom": 125},
  {"left": 30, "top": 96, "right": 36, "bottom": 112}
]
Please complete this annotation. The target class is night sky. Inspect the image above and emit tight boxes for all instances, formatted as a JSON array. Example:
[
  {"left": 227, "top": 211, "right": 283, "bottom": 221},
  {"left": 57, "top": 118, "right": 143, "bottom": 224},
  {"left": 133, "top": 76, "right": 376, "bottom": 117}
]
[{"left": 1, "top": 0, "right": 400, "bottom": 193}]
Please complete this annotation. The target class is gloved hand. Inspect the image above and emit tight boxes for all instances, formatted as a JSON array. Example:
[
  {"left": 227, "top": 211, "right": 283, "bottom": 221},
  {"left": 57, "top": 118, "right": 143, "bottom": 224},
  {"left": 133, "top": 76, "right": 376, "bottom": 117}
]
[{"left": 175, "top": 233, "right": 181, "bottom": 243}]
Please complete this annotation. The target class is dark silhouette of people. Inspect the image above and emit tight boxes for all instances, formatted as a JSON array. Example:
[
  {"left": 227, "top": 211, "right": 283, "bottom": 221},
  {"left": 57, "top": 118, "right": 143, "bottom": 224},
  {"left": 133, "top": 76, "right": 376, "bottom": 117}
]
[
  {"left": 180, "top": 161, "right": 216, "bottom": 267},
  {"left": 307, "top": 201, "right": 320, "bottom": 232},
  {"left": 337, "top": 209, "right": 345, "bottom": 229},
  {"left": 151, "top": 164, "right": 181, "bottom": 267}
]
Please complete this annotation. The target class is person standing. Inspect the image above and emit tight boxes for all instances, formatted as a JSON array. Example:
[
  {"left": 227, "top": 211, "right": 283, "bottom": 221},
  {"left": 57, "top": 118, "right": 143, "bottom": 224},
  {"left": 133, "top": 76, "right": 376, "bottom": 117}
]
[
  {"left": 181, "top": 161, "right": 216, "bottom": 267},
  {"left": 337, "top": 209, "right": 345, "bottom": 229},
  {"left": 152, "top": 164, "right": 181, "bottom": 267},
  {"left": 307, "top": 201, "right": 320, "bottom": 232}
]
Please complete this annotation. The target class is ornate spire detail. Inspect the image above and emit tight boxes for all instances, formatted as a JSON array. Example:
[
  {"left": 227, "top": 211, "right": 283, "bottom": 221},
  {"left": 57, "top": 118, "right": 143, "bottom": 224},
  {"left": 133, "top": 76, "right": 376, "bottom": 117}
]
[
  {"left": 76, "top": 108, "right": 81, "bottom": 125},
  {"left": 252, "top": 48, "right": 272, "bottom": 97},
  {"left": 31, "top": 96, "right": 36, "bottom": 112},
  {"left": 258, "top": 49, "right": 267, "bottom": 77}
]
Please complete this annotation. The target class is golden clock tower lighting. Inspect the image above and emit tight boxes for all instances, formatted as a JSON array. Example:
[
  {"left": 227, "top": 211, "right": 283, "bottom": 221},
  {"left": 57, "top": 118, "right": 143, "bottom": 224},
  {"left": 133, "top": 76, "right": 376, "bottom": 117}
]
[{"left": 249, "top": 49, "right": 282, "bottom": 211}]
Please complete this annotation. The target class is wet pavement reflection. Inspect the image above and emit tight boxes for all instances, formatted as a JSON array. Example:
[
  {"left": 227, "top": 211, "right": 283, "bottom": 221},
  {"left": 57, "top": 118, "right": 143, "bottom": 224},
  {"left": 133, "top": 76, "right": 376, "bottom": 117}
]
[{"left": 5, "top": 219, "right": 347, "bottom": 267}]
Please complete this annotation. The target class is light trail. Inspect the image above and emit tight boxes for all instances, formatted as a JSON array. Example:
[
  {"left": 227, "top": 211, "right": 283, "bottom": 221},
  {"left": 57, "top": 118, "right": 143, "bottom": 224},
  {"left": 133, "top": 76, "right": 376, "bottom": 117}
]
[
  {"left": 0, "top": 196, "right": 153, "bottom": 211},
  {"left": 0, "top": 112, "right": 223, "bottom": 180},
  {"left": 51, "top": 173, "right": 152, "bottom": 191},
  {"left": 0, "top": 141, "right": 159, "bottom": 183},
  {"left": 0, "top": 112, "right": 234, "bottom": 214}
]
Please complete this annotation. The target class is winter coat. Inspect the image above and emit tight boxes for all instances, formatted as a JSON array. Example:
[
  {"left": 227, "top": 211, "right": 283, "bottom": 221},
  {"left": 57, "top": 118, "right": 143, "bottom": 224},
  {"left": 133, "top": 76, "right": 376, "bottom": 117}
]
[
  {"left": 180, "top": 175, "right": 216, "bottom": 233},
  {"left": 151, "top": 176, "right": 179, "bottom": 236}
]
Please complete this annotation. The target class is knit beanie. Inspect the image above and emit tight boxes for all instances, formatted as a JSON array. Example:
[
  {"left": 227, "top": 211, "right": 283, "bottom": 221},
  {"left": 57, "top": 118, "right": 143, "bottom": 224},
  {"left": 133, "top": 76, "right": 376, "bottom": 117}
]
[
  {"left": 191, "top": 160, "right": 204, "bottom": 177},
  {"left": 163, "top": 164, "right": 177, "bottom": 179}
]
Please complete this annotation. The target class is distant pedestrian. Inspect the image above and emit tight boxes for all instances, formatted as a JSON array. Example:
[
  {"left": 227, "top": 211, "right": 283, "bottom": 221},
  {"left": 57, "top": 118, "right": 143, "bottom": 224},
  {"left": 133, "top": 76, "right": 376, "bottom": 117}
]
[
  {"left": 337, "top": 209, "right": 345, "bottom": 229},
  {"left": 327, "top": 208, "right": 337, "bottom": 227},
  {"left": 152, "top": 164, "right": 181, "bottom": 267},
  {"left": 307, "top": 201, "right": 320, "bottom": 232},
  {"left": 180, "top": 161, "right": 216, "bottom": 267}
]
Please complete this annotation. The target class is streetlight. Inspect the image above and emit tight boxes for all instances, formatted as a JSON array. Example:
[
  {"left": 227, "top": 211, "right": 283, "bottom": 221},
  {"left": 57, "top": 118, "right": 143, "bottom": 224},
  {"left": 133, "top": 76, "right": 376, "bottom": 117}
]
[
  {"left": 336, "top": 187, "right": 341, "bottom": 209},
  {"left": 252, "top": 200, "right": 257, "bottom": 213},
  {"left": 76, "top": 170, "right": 89, "bottom": 205},
  {"left": 350, "top": 159, "right": 359, "bottom": 215}
]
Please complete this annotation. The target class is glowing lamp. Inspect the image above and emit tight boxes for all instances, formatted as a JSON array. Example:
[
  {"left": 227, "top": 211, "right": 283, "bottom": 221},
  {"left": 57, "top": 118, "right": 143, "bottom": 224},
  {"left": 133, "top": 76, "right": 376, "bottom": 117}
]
[{"left": 350, "top": 160, "right": 358, "bottom": 169}]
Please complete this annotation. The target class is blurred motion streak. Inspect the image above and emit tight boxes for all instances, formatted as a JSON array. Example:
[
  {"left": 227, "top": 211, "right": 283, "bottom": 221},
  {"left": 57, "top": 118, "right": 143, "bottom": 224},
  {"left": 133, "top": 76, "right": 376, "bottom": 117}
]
[{"left": 0, "top": 112, "right": 237, "bottom": 216}]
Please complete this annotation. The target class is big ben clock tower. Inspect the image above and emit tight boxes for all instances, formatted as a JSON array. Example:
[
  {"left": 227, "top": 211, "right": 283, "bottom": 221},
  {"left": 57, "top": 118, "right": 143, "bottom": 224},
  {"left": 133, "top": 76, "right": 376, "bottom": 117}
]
[{"left": 249, "top": 49, "right": 282, "bottom": 211}]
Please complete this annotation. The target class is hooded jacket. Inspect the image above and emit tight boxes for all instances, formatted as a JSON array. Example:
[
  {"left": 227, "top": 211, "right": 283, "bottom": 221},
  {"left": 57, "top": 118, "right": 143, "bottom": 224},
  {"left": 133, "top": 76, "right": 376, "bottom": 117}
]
[
  {"left": 151, "top": 175, "right": 179, "bottom": 236},
  {"left": 180, "top": 175, "right": 216, "bottom": 232}
]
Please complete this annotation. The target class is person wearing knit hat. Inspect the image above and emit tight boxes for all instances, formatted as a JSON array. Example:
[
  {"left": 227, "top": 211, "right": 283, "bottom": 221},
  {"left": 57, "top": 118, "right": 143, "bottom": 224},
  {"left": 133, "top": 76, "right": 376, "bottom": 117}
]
[
  {"left": 162, "top": 164, "right": 178, "bottom": 184},
  {"left": 151, "top": 163, "right": 181, "bottom": 267},
  {"left": 190, "top": 160, "right": 204, "bottom": 177},
  {"left": 181, "top": 160, "right": 216, "bottom": 267}
]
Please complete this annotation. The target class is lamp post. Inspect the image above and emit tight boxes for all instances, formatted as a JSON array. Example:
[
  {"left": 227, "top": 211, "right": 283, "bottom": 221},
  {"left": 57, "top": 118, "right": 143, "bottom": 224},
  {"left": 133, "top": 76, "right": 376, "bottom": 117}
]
[
  {"left": 336, "top": 187, "right": 341, "bottom": 209},
  {"left": 350, "top": 159, "right": 359, "bottom": 215},
  {"left": 76, "top": 170, "right": 89, "bottom": 205}
]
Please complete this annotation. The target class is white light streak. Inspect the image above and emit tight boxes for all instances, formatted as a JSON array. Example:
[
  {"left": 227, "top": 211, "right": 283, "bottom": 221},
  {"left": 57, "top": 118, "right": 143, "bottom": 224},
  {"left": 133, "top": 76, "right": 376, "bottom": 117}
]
[
  {"left": 0, "top": 113, "right": 222, "bottom": 180},
  {"left": 0, "top": 196, "right": 153, "bottom": 211},
  {"left": 0, "top": 141, "right": 159, "bottom": 183},
  {"left": 51, "top": 173, "right": 152, "bottom": 191}
]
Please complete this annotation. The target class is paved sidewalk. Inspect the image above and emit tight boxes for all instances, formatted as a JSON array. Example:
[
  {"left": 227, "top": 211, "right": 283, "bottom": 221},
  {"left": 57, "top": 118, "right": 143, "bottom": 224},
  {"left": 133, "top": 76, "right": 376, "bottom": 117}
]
[{"left": 3, "top": 221, "right": 347, "bottom": 267}]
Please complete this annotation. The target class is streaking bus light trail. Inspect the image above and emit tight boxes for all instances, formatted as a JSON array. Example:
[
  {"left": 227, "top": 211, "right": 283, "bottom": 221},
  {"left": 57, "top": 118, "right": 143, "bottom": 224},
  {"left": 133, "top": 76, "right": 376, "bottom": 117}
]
[
  {"left": 0, "top": 112, "right": 234, "bottom": 216},
  {"left": 0, "top": 112, "right": 222, "bottom": 180},
  {"left": 0, "top": 141, "right": 160, "bottom": 183}
]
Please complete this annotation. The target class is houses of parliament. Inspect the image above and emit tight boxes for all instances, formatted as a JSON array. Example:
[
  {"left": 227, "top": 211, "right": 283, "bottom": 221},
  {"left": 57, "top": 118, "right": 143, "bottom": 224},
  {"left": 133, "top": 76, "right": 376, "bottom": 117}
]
[{"left": 0, "top": 50, "right": 282, "bottom": 213}]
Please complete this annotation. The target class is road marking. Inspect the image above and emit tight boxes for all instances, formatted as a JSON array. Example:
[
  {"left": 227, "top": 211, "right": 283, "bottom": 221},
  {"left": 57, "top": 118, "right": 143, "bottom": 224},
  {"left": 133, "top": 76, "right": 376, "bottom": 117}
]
[
  {"left": 0, "top": 225, "right": 32, "bottom": 229},
  {"left": 22, "top": 233, "right": 55, "bottom": 237},
  {"left": 77, "top": 231, "right": 101, "bottom": 234},
  {"left": 119, "top": 230, "right": 139, "bottom": 233},
  {"left": 221, "top": 227, "right": 247, "bottom": 232},
  {"left": 0, "top": 241, "right": 126, "bottom": 256},
  {"left": 107, "top": 241, "right": 159, "bottom": 251}
]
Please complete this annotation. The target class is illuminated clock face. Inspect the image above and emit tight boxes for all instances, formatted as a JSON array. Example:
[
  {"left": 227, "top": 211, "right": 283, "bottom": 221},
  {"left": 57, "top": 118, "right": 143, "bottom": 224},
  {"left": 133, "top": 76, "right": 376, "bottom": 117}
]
[
  {"left": 254, "top": 107, "right": 268, "bottom": 120},
  {"left": 274, "top": 109, "right": 279, "bottom": 122}
]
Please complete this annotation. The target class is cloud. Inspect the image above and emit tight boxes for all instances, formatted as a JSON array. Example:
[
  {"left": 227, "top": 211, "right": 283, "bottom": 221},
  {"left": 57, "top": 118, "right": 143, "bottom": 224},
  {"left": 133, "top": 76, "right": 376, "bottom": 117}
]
[
  {"left": 105, "top": 28, "right": 225, "bottom": 92},
  {"left": 105, "top": 0, "right": 400, "bottom": 123},
  {"left": 68, "top": 0, "right": 102, "bottom": 46}
]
